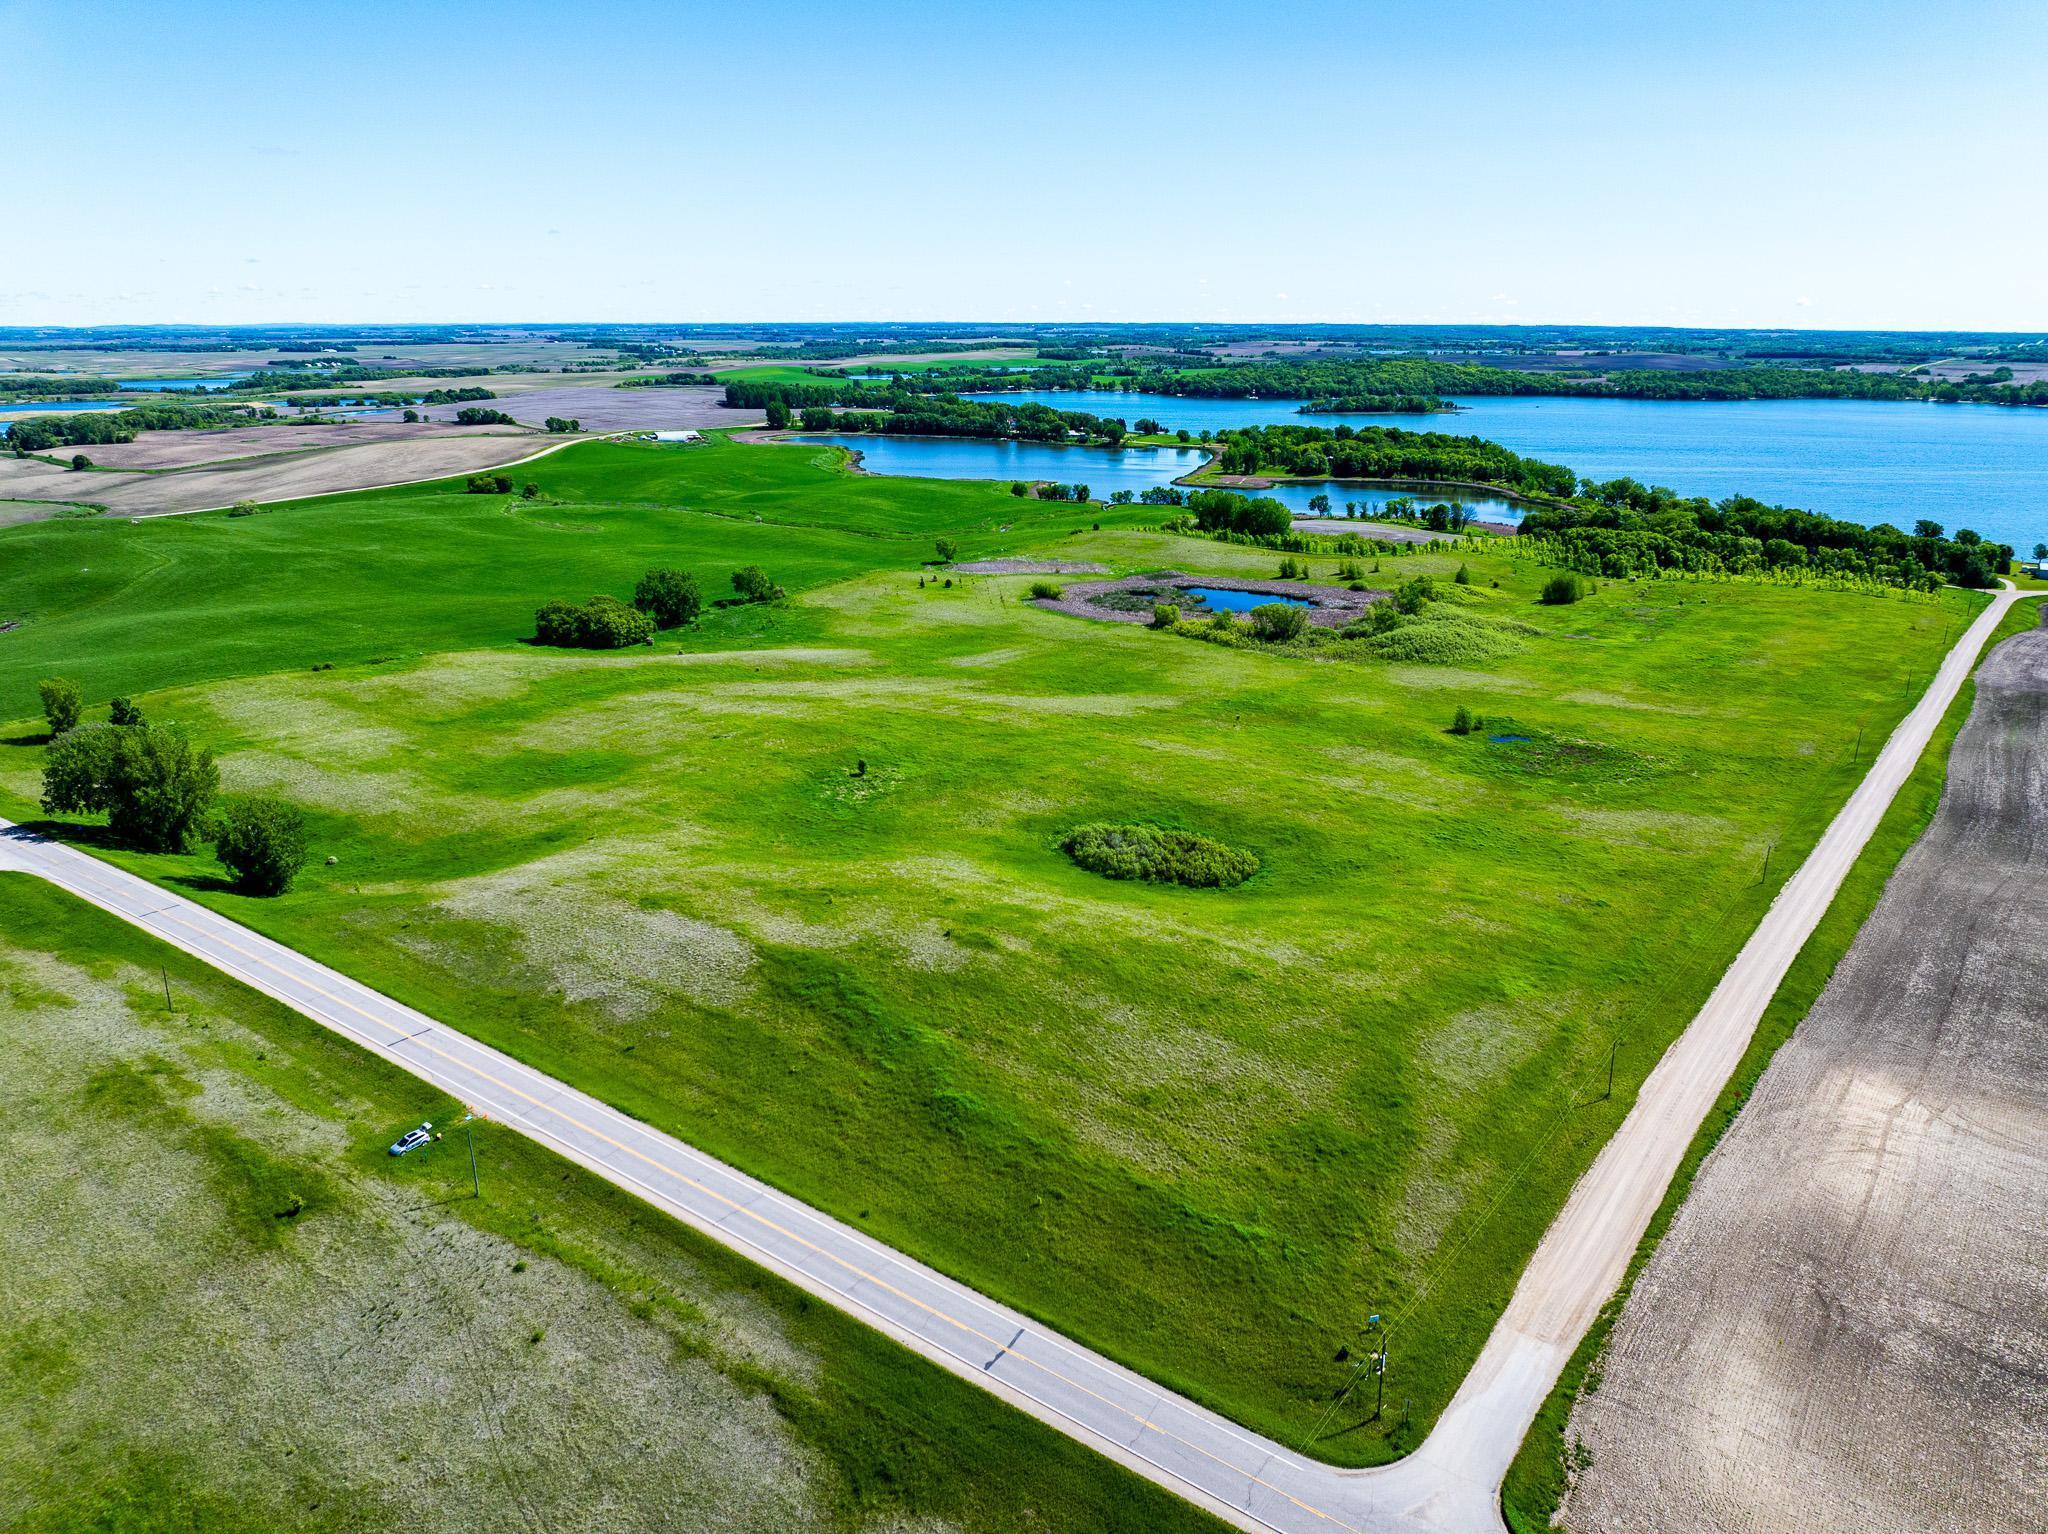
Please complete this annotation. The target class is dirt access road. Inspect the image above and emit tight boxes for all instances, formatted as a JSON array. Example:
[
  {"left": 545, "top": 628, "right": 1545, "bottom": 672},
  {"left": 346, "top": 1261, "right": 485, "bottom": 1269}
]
[
  {"left": 1560, "top": 609, "right": 2048, "bottom": 1534},
  {"left": 0, "top": 586, "right": 2029, "bottom": 1533}
]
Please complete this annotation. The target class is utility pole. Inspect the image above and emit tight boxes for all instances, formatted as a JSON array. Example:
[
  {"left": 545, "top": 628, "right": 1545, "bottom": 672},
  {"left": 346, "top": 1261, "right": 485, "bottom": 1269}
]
[
  {"left": 1852, "top": 722, "right": 1865, "bottom": 763},
  {"left": 464, "top": 1115, "right": 480, "bottom": 1198},
  {"left": 1603, "top": 1037, "right": 1620, "bottom": 1101},
  {"left": 1761, "top": 839, "right": 1775, "bottom": 884}
]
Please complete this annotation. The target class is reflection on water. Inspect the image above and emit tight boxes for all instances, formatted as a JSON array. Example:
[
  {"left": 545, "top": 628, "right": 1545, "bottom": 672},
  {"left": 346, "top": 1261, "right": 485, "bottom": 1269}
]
[{"left": 1182, "top": 587, "right": 1311, "bottom": 612}]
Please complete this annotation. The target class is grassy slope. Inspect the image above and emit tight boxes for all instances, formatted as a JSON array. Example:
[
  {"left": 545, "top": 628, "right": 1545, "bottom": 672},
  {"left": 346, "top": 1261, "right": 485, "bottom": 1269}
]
[
  {"left": 0, "top": 436, "right": 1122, "bottom": 705},
  {"left": 0, "top": 436, "right": 1985, "bottom": 1464},
  {"left": 0, "top": 873, "right": 1221, "bottom": 1534},
  {"left": 1498, "top": 592, "right": 2044, "bottom": 1531}
]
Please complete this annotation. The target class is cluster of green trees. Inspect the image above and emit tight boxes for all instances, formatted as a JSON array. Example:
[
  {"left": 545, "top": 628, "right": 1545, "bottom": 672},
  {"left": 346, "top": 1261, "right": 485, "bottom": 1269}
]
[
  {"left": 1186, "top": 489, "right": 1294, "bottom": 537},
  {"left": 534, "top": 595, "right": 655, "bottom": 648},
  {"left": 534, "top": 564, "right": 777, "bottom": 649},
  {"left": 282, "top": 386, "right": 492, "bottom": 408},
  {"left": 6, "top": 403, "right": 278, "bottom": 453},
  {"left": 725, "top": 565, "right": 782, "bottom": 604},
  {"left": 1521, "top": 482, "right": 2015, "bottom": 588},
  {"left": 0, "top": 376, "right": 124, "bottom": 399},
  {"left": 791, "top": 395, "right": 1129, "bottom": 445},
  {"left": 612, "top": 342, "right": 695, "bottom": 361},
  {"left": 633, "top": 567, "right": 702, "bottom": 627},
  {"left": 36, "top": 681, "right": 307, "bottom": 893},
  {"left": 543, "top": 416, "right": 582, "bottom": 433},
  {"left": 725, "top": 378, "right": 1137, "bottom": 446},
  {"left": 912, "top": 354, "right": 2048, "bottom": 411},
  {"left": 1246, "top": 602, "right": 1309, "bottom": 641},
  {"left": 229, "top": 363, "right": 510, "bottom": 392},
  {"left": 1366, "top": 497, "right": 1479, "bottom": 533},
  {"left": 465, "top": 474, "right": 515, "bottom": 494},
  {"left": 1296, "top": 393, "right": 1453, "bottom": 414},
  {"left": 1208, "top": 423, "right": 1580, "bottom": 498},
  {"left": 452, "top": 406, "right": 517, "bottom": 426},
  {"left": 617, "top": 370, "right": 720, "bottom": 388},
  {"left": 721, "top": 378, "right": 896, "bottom": 412},
  {"left": 1540, "top": 572, "right": 1594, "bottom": 605}
]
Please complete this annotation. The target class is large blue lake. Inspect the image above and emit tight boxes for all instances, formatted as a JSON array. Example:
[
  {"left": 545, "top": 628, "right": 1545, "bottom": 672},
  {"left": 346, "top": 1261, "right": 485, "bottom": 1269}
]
[{"left": 978, "top": 390, "right": 2048, "bottom": 551}]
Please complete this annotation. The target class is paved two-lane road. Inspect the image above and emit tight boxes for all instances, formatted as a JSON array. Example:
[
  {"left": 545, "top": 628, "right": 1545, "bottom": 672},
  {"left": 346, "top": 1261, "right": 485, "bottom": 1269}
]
[{"left": 2, "top": 581, "right": 2028, "bottom": 1533}]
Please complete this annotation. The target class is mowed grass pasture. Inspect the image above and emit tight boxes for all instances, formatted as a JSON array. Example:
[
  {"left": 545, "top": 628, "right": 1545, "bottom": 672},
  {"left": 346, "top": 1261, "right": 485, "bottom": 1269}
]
[
  {"left": 0, "top": 434, "right": 1981, "bottom": 1461},
  {"left": 0, "top": 875, "right": 1215, "bottom": 1534}
]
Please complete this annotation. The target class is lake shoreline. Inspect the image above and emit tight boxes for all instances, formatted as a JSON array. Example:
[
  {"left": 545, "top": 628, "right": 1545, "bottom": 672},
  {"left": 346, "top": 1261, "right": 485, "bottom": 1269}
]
[{"left": 752, "top": 431, "right": 1545, "bottom": 520}]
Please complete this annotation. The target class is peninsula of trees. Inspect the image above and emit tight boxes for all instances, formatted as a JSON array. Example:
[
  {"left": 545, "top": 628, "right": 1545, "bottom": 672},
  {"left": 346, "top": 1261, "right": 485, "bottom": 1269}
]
[{"left": 1206, "top": 423, "right": 1580, "bottom": 498}]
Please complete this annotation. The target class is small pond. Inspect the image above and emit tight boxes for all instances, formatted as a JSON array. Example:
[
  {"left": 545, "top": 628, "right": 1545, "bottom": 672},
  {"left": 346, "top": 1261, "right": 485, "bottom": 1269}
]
[{"left": 1181, "top": 586, "right": 1311, "bottom": 612}]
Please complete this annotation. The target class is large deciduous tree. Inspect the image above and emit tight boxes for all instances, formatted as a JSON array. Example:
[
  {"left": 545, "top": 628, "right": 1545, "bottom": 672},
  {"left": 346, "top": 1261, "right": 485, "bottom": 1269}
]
[{"left": 41, "top": 722, "right": 219, "bottom": 853}]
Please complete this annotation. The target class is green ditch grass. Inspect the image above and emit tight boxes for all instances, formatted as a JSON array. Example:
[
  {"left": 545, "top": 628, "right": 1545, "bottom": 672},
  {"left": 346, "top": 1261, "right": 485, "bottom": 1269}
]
[{"left": 0, "top": 873, "right": 1222, "bottom": 1534}]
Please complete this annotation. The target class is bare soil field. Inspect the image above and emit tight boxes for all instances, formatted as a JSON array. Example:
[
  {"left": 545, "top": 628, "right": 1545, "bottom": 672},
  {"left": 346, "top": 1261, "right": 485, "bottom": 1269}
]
[
  {"left": 1560, "top": 614, "right": 2048, "bottom": 1534},
  {"left": 37, "top": 419, "right": 525, "bottom": 470},
  {"left": 1846, "top": 360, "right": 2048, "bottom": 384},
  {"left": 818, "top": 346, "right": 1034, "bottom": 366},
  {"left": 0, "top": 430, "right": 555, "bottom": 517},
  {"left": 417, "top": 383, "right": 757, "bottom": 433}
]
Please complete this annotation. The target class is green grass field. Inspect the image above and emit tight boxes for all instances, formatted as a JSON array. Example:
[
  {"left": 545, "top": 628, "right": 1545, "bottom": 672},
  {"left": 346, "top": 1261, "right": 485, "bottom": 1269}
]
[
  {"left": 0, "top": 873, "right": 1220, "bottom": 1534},
  {"left": 0, "top": 433, "right": 1982, "bottom": 1464},
  {"left": 0, "top": 438, "right": 1121, "bottom": 703}
]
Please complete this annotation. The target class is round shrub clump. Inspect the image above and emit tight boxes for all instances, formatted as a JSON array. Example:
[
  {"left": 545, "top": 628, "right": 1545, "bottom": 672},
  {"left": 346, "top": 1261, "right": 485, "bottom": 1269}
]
[
  {"left": 1249, "top": 602, "right": 1309, "bottom": 642},
  {"left": 633, "top": 566, "right": 702, "bottom": 629},
  {"left": 534, "top": 595, "right": 655, "bottom": 649},
  {"left": 1059, "top": 822, "right": 1258, "bottom": 889},
  {"left": 213, "top": 793, "right": 309, "bottom": 895},
  {"left": 1540, "top": 572, "right": 1594, "bottom": 605}
]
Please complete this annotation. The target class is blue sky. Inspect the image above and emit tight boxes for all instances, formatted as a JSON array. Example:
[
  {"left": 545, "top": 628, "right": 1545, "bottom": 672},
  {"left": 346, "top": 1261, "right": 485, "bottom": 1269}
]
[{"left": 2, "top": 0, "right": 2042, "bottom": 329}]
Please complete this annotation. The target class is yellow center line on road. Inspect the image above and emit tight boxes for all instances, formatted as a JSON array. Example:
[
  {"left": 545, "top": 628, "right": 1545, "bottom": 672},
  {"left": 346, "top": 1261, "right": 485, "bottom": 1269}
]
[{"left": 29, "top": 845, "right": 1363, "bottom": 1534}]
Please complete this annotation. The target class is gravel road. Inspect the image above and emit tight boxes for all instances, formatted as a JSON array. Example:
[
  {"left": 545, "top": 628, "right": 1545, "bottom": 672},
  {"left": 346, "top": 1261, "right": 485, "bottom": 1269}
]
[{"left": 1561, "top": 609, "right": 2048, "bottom": 1534}]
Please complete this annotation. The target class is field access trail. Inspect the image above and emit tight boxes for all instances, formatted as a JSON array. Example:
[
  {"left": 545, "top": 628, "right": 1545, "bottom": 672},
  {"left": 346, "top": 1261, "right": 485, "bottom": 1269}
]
[{"left": 1, "top": 582, "right": 2029, "bottom": 1534}]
